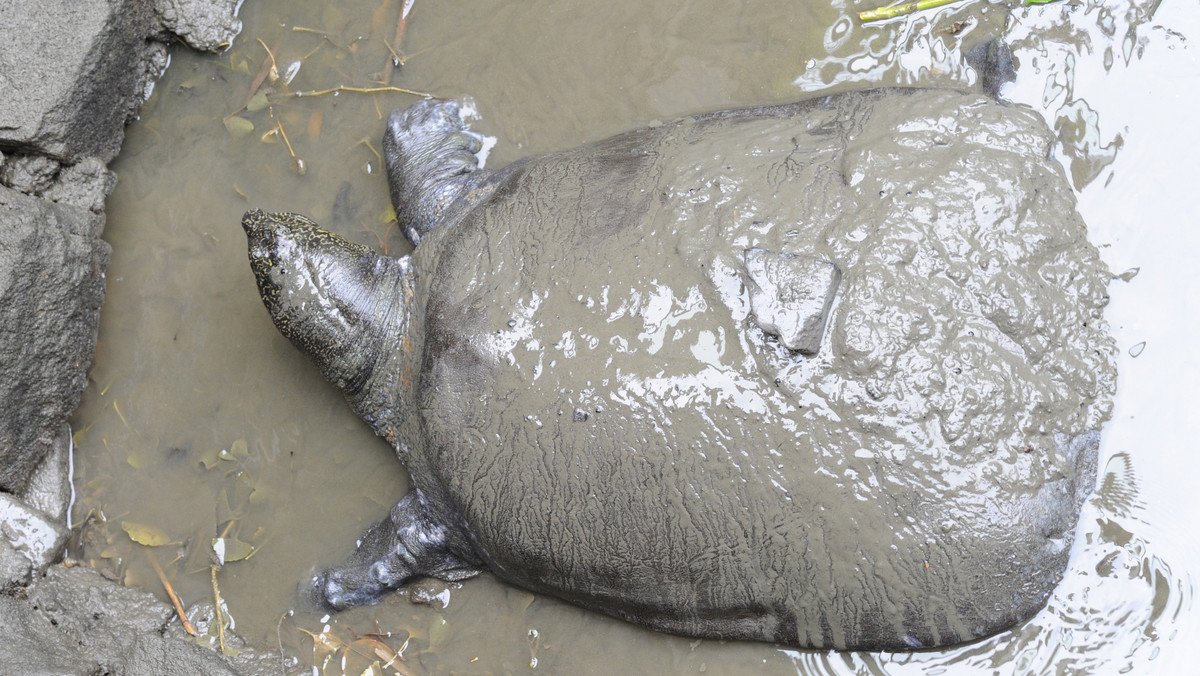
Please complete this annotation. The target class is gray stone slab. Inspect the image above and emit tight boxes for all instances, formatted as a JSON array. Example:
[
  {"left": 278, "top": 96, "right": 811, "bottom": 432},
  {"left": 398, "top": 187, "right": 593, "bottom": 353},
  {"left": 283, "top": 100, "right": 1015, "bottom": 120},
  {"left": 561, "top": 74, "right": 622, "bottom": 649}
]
[
  {"left": 0, "top": 0, "right": 164, "bottom": 163},
  {"left": 0, "top": 184, "right": 109, "bottom": 493}
]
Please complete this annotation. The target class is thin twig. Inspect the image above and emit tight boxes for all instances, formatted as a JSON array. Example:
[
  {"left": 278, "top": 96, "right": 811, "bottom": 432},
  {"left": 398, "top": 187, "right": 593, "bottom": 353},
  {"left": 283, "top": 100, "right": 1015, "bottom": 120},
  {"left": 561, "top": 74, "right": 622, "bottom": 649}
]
[
  {"left": 384, "top": 0, "right": 416, "bottom": 83},
  {"left": 256, "top": 38, "right": 279, "bottom": 82},
  {"left": 352, "top": 137, "right": 383, "bottom": 166},
  {"left": 276, "top": 118, "right": 297, "bottom": 158},
  {"left": 283, "top": 85, "right": 431, "bottom": 99},
  {"left": 211, "top": 566, "right": 228, "bottom": 654},
  {"left": 276, "top": 610, "right": 292, "bottom": 676},
  {"left": 147, "top": 551, "right": 195, "bottom": 635}
]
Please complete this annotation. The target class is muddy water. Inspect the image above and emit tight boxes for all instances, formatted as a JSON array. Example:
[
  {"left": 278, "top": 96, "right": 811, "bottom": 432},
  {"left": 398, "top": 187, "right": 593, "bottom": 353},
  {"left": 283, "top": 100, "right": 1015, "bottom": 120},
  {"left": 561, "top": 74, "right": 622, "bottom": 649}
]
[{"left": 70, "top": 0, "right": 1198, "bottom": 673}]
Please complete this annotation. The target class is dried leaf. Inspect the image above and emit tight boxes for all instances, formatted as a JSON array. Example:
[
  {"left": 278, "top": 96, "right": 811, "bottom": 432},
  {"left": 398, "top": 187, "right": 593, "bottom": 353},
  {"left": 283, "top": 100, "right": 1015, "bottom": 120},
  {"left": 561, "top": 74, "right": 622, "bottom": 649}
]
[
  {"left": 223, "top": 116, "right": 254, "bottom": 138},
  {"left": 298, "top": 627, "right": 344, "bottom": 662},
  {"left": 199, "top": 447, "right": 223, "bottom": 469},
  {"left": 122, "top": 521, "right": 174, "bottom": 547}
]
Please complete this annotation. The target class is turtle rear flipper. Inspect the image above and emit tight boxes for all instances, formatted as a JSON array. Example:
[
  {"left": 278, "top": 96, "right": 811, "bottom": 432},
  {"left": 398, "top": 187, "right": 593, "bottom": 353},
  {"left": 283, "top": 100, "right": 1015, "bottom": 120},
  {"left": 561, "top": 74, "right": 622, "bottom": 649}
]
[
  {"left": 310, "top": 492, "right": 482, "bottom": 610},
  {"left": 384, "top": 99, "right": 499, "bottom": 245}
]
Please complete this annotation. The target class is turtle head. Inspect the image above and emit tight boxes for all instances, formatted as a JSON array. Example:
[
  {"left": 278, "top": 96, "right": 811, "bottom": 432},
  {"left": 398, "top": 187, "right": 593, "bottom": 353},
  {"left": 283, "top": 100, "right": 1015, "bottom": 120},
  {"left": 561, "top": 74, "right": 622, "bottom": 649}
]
[{"left": 242, "top": 210, "right": 415, "bottom": 405}]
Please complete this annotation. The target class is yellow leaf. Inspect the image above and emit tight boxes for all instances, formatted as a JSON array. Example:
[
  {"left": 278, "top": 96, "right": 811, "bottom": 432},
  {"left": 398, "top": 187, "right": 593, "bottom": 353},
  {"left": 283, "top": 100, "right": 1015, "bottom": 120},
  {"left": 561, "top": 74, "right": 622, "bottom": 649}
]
[
  {"left": 230, "top": 438, "right": 249, "bottom": 458},
  {"left": 121, "top": 521, "right": 174, "bottom": 547}
]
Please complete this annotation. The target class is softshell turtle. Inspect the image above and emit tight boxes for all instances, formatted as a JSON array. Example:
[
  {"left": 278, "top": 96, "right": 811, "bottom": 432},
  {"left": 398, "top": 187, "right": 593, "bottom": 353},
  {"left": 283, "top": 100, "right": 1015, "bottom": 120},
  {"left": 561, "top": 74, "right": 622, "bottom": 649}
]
[{"left": 242, "top": 87, "right": 1116, "bottom": 651}]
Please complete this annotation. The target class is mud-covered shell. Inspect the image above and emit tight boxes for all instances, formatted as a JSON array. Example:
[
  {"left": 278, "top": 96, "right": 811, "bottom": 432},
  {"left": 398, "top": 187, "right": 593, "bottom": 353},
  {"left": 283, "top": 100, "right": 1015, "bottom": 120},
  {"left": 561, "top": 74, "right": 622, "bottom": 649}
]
[{"left": 403, "top": 89, "right": 1115, "bottom": 649}]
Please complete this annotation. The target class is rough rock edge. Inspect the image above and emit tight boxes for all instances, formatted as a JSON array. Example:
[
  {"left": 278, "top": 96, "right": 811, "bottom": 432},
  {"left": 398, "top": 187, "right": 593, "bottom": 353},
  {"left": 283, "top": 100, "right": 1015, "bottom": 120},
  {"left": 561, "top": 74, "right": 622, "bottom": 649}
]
[
  {"left": 0, "top": 564, "right": 287, "bottom": 675},
  {"left": 154, "top": 0, "right": 246, "bottom": 53},
  {"left": 0, "top": 1, "right": 288, "bottom": 675}
]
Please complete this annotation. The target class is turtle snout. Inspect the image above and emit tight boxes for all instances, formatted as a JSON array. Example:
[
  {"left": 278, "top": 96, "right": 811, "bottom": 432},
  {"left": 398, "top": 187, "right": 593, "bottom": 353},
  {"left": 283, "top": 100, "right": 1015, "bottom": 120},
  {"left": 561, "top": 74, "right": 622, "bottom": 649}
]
[
  {"left": 242, "top": 210, "right": 287, "bottom": 270},
  {"left": 242, "top": 209, "right": 275, "bottom": 247}
]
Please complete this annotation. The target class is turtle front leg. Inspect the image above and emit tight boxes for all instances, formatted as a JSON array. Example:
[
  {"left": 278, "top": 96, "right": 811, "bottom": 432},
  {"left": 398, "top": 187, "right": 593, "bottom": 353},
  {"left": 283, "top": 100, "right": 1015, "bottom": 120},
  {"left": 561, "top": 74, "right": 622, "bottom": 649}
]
[
  {"left": 309, "top": 491, "right": 482, "bottom": 610},
  {"left": 383, "top": 99, "right": 500, "bottom": 246}
]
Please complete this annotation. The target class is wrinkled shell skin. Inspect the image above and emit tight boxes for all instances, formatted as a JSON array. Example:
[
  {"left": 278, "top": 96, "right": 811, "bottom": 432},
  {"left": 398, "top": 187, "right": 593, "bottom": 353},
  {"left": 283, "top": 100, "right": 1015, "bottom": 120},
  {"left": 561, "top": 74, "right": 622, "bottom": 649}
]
[{"left": 245, "top": 87, "right": 1115, "bottom": 651}]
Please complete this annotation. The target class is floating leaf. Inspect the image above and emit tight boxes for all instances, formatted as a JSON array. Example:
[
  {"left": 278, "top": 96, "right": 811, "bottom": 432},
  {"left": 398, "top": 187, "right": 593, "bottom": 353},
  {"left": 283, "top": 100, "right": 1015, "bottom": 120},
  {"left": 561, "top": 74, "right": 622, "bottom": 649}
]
[
  {"left": 122, "top": 521, "right": 174, "bottom": 547},
  {"left": 223, "top": 116, "right": 254, "bottom": 138},
  {"left": 518, "top": 591, "right": 536, "bottom": 611},
  {"left": 229, "top": 438, "right": 249, "bottom": 459},
  {"left": 428, "top": 615, "right": 449, "bottom": 650},
  {"left": 308, "top": 111, "right": 323, "bottom": 142},
  {"left": 179, "top": 73, "right": 208, "bottom": 90},
  {"left": 211, "top": 537, "right": 255, "bottom": 564},
  {"left": 215, "top": 489, "right": 242, "bottom": 524},
  {"left": 246, "top": 91, "right": 270, "bottom": 112},
  {"left": 86, "top": 473, "right": 111, "bottom": 489}
]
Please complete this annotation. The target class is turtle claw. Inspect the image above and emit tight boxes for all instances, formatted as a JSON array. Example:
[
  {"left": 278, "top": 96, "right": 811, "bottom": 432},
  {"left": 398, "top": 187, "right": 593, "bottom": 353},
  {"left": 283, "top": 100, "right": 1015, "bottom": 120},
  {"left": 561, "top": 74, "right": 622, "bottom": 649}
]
[
  {"left": 306, "top": 561, "right": 404, "bottom": 611},
  {"left": 307, "top": 492, "right": 482, "bottom": 610},
  {"left": 384, "top": 99, "right": 495, "bottom": 246}
]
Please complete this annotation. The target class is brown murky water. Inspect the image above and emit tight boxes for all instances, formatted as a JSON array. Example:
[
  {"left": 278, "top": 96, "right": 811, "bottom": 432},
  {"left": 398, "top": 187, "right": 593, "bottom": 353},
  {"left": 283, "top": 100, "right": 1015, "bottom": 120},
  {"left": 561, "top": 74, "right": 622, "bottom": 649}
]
[{"left": 70, "top": 0, "right": 1198, "bottom": 673}]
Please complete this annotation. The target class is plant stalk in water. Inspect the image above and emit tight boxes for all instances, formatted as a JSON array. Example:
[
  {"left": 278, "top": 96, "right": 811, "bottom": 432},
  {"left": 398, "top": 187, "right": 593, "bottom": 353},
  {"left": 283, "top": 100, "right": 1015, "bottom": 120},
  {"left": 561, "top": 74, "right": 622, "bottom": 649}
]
[{"left": 857, "top": 0, "right": 960, "bottom": 22}]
